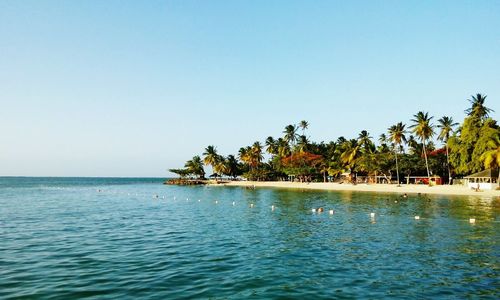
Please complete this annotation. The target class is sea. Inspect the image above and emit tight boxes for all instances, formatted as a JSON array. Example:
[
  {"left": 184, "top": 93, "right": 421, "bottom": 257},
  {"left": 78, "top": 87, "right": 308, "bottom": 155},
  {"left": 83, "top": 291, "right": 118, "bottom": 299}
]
[{"left": 1, "top": 177, "right": 499, "bottom": 299}]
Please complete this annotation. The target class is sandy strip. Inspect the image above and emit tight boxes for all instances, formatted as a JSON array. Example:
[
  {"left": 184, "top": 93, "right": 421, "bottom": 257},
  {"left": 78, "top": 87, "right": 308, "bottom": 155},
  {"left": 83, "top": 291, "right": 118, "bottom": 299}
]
[{"left": 216, "top": 181, "right": 500, "bottom": 198}]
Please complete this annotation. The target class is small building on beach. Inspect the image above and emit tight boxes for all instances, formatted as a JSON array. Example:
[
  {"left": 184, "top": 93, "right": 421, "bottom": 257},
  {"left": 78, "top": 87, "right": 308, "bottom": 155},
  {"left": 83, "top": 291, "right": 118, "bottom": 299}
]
[
  {"left": 406, "top": 175, "right": 443, "bottom": 185},
  {"left": 464, "top": 169, "right": 499, "bottom": 190}
]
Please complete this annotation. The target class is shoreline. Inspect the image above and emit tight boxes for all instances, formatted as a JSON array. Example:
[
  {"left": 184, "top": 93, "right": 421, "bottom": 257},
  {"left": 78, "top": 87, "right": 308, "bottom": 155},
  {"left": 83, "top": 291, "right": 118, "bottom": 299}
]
[{"left": 216, "top": 181, "right": 500, "bottom": 197}]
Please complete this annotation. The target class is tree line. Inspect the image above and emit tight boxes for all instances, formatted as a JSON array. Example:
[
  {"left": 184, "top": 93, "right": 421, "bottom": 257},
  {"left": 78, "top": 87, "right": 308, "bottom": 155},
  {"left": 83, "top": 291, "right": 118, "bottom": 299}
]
[{"left": 170, "top": 94, "right": 500, "bottom": 184}]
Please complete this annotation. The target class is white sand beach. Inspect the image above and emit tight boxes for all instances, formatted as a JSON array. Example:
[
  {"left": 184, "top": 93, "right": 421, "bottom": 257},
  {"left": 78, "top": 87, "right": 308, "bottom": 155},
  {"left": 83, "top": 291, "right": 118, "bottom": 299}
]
[{"left": 219, "top": 181, "right": 500, "bottom": 197}]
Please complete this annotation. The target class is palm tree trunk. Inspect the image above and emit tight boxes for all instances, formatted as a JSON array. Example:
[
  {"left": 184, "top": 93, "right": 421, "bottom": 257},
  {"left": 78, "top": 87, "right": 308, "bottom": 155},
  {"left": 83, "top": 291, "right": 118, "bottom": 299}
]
[
  {"left": 395, "top": 149, "right": 400, "bottom": 186},
  {"left": 423, "top": 140, "right": 431, "bottom": 184},
  {"left": 445, "top": 143, "right": 451, "bottom": 185},
  {"left": 323, "top": 171, "right": 327, "bottom": 183}
]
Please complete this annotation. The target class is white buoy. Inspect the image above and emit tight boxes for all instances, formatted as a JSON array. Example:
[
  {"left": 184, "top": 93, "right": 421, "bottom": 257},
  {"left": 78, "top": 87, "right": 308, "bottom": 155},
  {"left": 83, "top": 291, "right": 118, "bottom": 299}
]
[
  {"left": 186, "top": 198, "right": 189, "bottom": 201},
  {"left": 395, "top": 200, "right": 398, "bottom": 203},
  {"left": 329, "top": 209, "right": 334, "bottom": 215},
  {"left": 215, "top": 200, "right": 218, "bottom": 204},
  {"left": 250, "top": 203, "right": 254, "bottom": 208},
  {"left": 469, "top": 218, "right": 476, "bottom": 224},
  {"left": 232, "top": 201, "right": 235, "bottom": 206},
  {"left": 415, "top": 216, "right": 420, "bottom": 220},
  {"left": 271, "top": 205, "right": 275, "bottom": 211},
  {"left": 162, "top": 196, "right": 165, "bottom": 199},
  {"left": 312, "top": 208, "right": 316, "bottom": 213},
  {"left": 370, "top": 212, "right": 375, "bottom": 218}
]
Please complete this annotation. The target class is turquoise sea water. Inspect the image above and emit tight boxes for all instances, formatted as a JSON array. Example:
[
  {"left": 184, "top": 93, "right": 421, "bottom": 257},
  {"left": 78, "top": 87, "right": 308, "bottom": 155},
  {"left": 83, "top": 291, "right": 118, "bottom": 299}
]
[{"left": 1, "top": 177, "right": 499, "bottom": 299}]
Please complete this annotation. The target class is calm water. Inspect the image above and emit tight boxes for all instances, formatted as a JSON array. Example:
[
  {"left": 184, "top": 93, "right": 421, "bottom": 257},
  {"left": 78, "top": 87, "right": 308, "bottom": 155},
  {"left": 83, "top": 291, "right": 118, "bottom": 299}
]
[{"left": 1, "top": 177, "right": 499, "bottom": 299}]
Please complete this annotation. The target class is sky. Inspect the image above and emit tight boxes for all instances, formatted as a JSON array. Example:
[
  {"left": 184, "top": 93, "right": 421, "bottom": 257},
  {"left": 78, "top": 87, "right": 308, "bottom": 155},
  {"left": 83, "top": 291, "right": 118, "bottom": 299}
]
[{"left": 1, "top": 0, "right": 499, "bottom": 177}]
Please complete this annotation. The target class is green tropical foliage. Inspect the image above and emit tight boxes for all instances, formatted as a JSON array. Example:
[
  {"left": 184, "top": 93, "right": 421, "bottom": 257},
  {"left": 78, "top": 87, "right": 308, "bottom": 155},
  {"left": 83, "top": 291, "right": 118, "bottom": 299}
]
[
  {"left": 184, "top": 156, "right": 205, "bottom": 178},
  {"left": 437, "top": 116, "right": 458, "bottom": 184},
  {"left": 172, "top": 95, "right": 498, "bottom": 184},
  {"left": 203, "top": 146, "right": 220, "bottom": 170},
  {"left": 299, "top": 120, "right": 309, "bottom": 136},
  {"left": 465, "top": 93, "right": 493, "bottom": 119},
  {"left": 283, "top": 124, "right": 298, "bottom": 147},
  {"left": 169, "top": 156, "right": 205, "bottom": 178},
  {"left": 388, "top": 122, "right": 407, "bottom": 184},
  {"left": 410, "top": 111, "right": 434, "bottom": 183},
  {"left": 449, "top": 95, "right": 499, "bottom": 175}
]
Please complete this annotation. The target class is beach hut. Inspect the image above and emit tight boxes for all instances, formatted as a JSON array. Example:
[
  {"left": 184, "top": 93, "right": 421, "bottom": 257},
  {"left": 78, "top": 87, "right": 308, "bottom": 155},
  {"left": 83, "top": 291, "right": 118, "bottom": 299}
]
[
  {"left": 464, "top": 169, "right": 499, "bottom": 190},
  {"left": 408, "top": 175, "right": 443, "bottom": 185}
]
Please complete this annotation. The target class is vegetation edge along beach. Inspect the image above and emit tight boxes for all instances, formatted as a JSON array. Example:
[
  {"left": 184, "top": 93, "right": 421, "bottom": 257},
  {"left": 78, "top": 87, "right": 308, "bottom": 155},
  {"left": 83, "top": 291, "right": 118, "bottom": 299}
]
[{"left": 168, "top": 94, "right": 500, "bottom": 196}]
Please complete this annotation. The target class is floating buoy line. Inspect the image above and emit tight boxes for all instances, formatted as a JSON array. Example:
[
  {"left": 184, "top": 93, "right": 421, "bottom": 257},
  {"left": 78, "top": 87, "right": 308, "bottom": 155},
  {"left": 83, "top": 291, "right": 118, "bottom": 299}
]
[{"left": 92, "top": 189, "right": 480, "bottom": 224}]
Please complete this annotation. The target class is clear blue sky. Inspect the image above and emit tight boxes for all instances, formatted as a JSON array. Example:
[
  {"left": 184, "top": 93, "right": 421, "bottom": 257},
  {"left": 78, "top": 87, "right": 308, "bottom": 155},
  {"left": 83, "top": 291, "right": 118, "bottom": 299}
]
[{"left": 1, "top": 0, "right": 499, "bottom": 177}]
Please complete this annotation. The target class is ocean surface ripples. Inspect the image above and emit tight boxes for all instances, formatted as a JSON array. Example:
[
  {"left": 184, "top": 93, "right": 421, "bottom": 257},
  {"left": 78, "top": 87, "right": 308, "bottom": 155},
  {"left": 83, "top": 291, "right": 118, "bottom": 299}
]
[{"left": 0, "top": 177, "right": 499, "bottom": 299}]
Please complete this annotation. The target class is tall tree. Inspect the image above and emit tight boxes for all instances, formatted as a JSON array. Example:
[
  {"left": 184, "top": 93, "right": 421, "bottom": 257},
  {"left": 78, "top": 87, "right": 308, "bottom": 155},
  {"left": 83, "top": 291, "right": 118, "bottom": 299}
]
[
  {"left": 299, "top": 120, "right": 309, "bottom": 136},
  {"left": 203, "top": 145, "right": 221, "bottom": 177},
  {"left": 410, "top": 112, "right": 435, "bottom": 183},
  {"left": 449, "top": 95, "right": 497, "bottom": 175},
  {"left": 388, "top": 122, "right": 407, "bottom": 185},
  {"left": 238, "top": 147, "right": 251, "bottom": 167},
  {"left": 214, "top": 156, "right": 230, "bottom": 178},
  {"left": 283, "top": 124, "right": 298, "bottom": 148},
  {"left": 184, "top": 155, "right": 205, "bottom": 179},
  {"left": 250, "top": 141, "right": 264, "bottom": 169},
  {"left": 276, "top": 138, "right": 291, "bottom": 157},
  {"left": 211, "top": 155, "right": 240, "bottom": 179},
  {"left": 340, "top": 139, "right": 361, "bottom": 175},
  {"left": 437, "top": 116, "right": 458, "bottom": 184},
  {"left": 265, "top": 136, "right": 278, "bottom": 156},
  {"left": 379, "top": 133, "right": 388, "bottom": 145},
  {"left": 336, "top": 136, "right": 347, "bottom": 145},
  {"left": 480, "top": 133, "right": 500, "bottom": 184},
  {"left": 465, "top": 93, "right": 493, "bottom": 119},
  {"left": 406, "top": 135, "right": 420, "bottom": 155},
  {"left": 296, "top": 135, "right": 310, "bottom": 153},
  {"left": 358, "top": 130, "right": 374, "bottom": 153},
  {"left": 281, "top": 151, "right": 323, "bottom": 182}
]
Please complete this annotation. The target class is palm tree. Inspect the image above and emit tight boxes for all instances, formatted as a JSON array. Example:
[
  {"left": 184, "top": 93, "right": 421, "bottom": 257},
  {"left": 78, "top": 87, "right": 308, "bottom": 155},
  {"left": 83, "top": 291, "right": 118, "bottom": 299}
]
[
  {"left": 406, "top": 135, "right": 420, "bottom": 155},
  {"left": 340, "top": 139, "right": 361, "bottom": 176},
  {"left": 388, "top": 122, "right": 407, "bottom": 185},
  {"left": 358, "top": 130, "right": 374, "bottom": 153},
  {"left": 319, "top": 160, "right": 330, "bottom": 183},
  {"left": 214, "top": 157, "right": 230, "bottom": 179},
  {"left": 410, "top": 112, "right": 435, "bottom": 184},
  {"left": 277, "top": 138, "right": 291, "bottom": 157},
  {"left": 238, "top": 146, "right": 251, "bottom": 167},
  {"left": 203, "top": 145, "right": 220, "bottom": 179},
  {"left": 299, "top": 120, "right": 309, "bottom": 136},
  {"left": 250, "top": 141, "right": 263, "bottom": 169},
  {"left": 283, "top": 124, "right": 298, "bottom": 148},
  {"left": 377, "top": 134, "right": 391, "bottom": 154},
  {"left": 169, "top": 168, "right": 190, "bottom": 178},
  {"left": 379, "top": 133, "right": 388, "bottom": 145},
  {"left": 480, "top": 133, "right": 500, "bottom": 184},
  {"left": 225, "top": 155, "right": 240, "bottom": 179},
  {"left": 184, "top": 155, "right": 205, "bottom": 179},
  {"left": 296, "top": 135, "right": 309, "bottom": 153},
  {"left": 265, "top": 136, "right": 277, "bottom": 156},
  {"left": 336, "top": 136, "right": 347, "bottom": 145},
  {"left": 465, "top": 93, "right": 493, "bottom": 119},
  {"left": 437, "top": 116, "right": 458, "bottom": 184}
]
